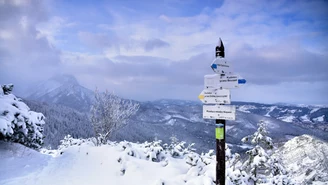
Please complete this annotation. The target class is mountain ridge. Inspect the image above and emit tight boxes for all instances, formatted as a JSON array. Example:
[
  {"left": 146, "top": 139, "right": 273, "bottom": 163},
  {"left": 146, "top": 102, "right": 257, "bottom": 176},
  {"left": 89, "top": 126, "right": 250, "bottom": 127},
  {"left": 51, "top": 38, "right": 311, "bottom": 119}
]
[
  {"left": 25, "top": 74, "right": 94, "bottom": 112},
  {"left": 20, "top": 74, "right": 328, "bottom": 152}
]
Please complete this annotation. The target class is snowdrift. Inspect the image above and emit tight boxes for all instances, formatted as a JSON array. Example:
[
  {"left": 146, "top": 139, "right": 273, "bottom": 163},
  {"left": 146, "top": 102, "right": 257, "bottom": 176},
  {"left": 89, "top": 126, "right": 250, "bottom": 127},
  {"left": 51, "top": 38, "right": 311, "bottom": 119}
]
[{"left": 0, "top": 138, "right": 215, "bottom": 185}]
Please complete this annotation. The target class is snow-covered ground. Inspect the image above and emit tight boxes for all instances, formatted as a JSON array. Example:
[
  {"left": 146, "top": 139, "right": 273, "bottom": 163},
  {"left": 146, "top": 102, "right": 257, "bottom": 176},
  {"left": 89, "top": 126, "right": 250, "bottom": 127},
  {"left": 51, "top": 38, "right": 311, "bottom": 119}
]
[
  {"left": 300, "top": 115, "right": 310, "bottom": 122},
  {"left": 264, "top": 106, "right": 276, "bottom": 117},
  {"left": 279, "top": 115, "right": 295, "bottom": 123},
  {"left": 2, "top": 135, "right": 328, "bottom": 185},
  {"left": 0, "top": 140, "right": 215, "bottom": 185},
  {"left": 237, "top": 105, "right": 252, "bottom": 113},
  {"left": 313, "top": 115, "right": 325, "bottom": 122}
]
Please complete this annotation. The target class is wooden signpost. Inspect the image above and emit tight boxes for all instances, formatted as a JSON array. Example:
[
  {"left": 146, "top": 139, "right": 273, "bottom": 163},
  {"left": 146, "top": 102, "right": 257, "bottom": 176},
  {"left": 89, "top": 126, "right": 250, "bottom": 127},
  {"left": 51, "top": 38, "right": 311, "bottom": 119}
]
[{"left": 198, "top": 38, "right": 246, "bottom": 185}]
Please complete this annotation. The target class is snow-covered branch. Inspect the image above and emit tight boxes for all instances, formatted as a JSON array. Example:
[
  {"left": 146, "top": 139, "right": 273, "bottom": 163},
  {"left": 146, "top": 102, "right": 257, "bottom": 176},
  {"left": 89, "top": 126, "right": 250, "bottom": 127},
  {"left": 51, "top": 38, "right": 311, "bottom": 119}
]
[{"left": 0, "top": 84, "right": 45, "bottom": 149}]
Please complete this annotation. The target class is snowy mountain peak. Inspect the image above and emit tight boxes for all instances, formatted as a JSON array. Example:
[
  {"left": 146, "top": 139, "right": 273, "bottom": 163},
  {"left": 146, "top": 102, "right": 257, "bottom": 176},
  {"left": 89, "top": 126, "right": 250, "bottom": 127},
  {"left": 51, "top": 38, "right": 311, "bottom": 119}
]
[
  {"left": 26, "top": 74, "right": 94, "bottom": 112},
  {"left": 49, "top": 74, "right": 79, "bottom": 86}
]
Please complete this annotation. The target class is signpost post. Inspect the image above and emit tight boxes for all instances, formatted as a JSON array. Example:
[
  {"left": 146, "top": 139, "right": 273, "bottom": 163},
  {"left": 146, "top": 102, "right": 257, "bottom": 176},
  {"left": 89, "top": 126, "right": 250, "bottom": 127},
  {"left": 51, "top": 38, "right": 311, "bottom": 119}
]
[{"left": 198, "top": 38, "right": 246, "bottom": 185}]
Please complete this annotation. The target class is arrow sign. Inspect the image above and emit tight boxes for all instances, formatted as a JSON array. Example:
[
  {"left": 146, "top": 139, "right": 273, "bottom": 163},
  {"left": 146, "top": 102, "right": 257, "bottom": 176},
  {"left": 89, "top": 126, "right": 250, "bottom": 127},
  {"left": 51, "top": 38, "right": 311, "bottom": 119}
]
[
  {"left": 204, "top": 74, "right": 246, "bottom": 89},
  {"left": 198, "top": 89, "right": 231, "bottom": 104},
  {"left": 203, "top": 105, "right": 236, "bottom": 120},
  {"left": 210, "top": 58, "right": 233, "bottom": 75}
]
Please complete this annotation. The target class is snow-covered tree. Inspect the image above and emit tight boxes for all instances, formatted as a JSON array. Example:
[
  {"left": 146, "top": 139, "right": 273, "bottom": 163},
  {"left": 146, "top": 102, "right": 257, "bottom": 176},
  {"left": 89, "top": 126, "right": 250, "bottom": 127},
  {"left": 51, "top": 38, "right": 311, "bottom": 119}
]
[
  {"left": 90, "top": 89, "right": 139, "bottom": 145},
  {"left": 242, "top": 120, "right": 293, "bottom": 184},
  {"left": 242, "top": 120, "right": 273, "bottom": 150},
  {"left": 241, "top": 120, "right": 273, "bottom": 184},
  {"left": 225, "top": 144, "right": 250, "bottom": 185},
  {"left": 0, "top": 84, "right": 45, "bottom": 149}
]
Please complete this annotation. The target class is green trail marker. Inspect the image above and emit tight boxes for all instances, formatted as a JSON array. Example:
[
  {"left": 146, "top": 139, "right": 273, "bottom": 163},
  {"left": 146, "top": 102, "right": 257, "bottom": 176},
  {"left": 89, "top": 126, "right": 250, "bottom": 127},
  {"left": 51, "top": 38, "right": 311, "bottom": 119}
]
[{"left": 216, "top": 125, "right": 224, "bottom": 140}]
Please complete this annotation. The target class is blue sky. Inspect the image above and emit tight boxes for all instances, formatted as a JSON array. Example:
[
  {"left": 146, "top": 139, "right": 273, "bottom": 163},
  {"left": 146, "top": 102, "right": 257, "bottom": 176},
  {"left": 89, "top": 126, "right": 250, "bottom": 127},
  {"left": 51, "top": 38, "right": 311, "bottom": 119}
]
[{"left": 0, "top": 0, "right": 328, "bottom": 105}]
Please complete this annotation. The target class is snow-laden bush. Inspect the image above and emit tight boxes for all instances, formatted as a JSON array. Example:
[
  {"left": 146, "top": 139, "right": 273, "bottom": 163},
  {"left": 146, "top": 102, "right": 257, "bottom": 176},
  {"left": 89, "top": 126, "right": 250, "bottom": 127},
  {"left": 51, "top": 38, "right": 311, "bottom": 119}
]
[
  {"left": 165, "top": 141, "right": 196, "bottom": 158},
  {"left": 58, "top": 135, "right": 92, "bottom": 150},
  {"left": 144, "top": 140, "right": 165, "bottom": 162},
  {"left": 226, "top": 144, "right": 250, "bottom": 185},
  {"left": 0, "top": 84, "right": 45, "bottom": 149}
]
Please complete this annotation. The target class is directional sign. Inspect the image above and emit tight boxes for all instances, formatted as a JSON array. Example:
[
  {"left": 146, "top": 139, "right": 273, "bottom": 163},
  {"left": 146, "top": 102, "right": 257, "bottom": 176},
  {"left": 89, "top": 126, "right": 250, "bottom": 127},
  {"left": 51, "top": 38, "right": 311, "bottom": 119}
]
[
  {"left": 198, "top": 89, "right": 231, "bottom": 104},
  {"left": 203, "top": 105, "right": 236, "bottom": 120},
  {"left": 211, "top": 58, "right": 233, "bottom": 75},
  {"left": 204, "top": 74, "right": 246, "bottom": 89}
]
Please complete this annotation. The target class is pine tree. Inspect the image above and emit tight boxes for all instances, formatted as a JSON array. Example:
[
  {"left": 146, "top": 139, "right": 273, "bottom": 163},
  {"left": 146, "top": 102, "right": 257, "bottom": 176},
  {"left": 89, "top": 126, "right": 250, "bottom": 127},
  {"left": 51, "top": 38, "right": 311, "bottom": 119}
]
[
  {"left": 241, "top": 120, "right": 273, "bottom": 184},
  {"left": 242, "top": 120, "right": 293, "bottom": 184}
]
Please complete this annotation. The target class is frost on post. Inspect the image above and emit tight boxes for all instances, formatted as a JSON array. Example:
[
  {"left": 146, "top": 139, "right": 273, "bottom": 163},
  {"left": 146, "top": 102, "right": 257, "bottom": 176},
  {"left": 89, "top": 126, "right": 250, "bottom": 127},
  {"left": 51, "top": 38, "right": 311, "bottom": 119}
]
[{"left": 90, "top": 89, "right": 140, "bottom": 145}]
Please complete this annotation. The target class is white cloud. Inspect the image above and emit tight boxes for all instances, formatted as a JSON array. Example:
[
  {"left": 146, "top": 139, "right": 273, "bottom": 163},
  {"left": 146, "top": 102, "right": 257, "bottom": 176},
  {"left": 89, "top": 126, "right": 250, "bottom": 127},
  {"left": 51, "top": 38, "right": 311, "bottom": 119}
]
[
  {"left": 0, "top": 30, "right": 13, "bottom": 39},
  {"left": 1, "top": 0, "right": 327, "bottom": 104},
  {"left": 36, "top": 16, "right": 76, "bottom": 46}
]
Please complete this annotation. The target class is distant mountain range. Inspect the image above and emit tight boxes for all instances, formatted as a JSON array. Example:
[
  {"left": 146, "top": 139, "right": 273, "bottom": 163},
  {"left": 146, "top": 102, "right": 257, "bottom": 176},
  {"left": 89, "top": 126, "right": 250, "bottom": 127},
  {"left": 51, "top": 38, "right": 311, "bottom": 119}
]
[
  {"left": 113, "top": 99, "right": 328, "bottom": 154},
  {"left": 22, "top": 74, "right": 328, "bottom": 153}
]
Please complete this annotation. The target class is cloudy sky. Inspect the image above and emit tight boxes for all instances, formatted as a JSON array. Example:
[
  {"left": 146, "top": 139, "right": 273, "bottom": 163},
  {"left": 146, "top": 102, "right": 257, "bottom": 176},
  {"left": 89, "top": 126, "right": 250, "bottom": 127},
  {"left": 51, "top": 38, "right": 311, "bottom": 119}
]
[{"left": 0, "top": 0, "right": 327, "bottom": 105}]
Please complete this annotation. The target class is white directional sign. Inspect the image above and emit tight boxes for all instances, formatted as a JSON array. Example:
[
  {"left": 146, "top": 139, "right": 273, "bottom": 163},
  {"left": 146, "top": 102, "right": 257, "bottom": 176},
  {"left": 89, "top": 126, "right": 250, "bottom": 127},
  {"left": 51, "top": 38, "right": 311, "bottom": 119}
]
[
  {"left": 204, "top": 74, "right": 246, "bottom": 89},
  {"left": 198, "top": 89, "right": 231, "bottom": 104},
  {"left": 211, "top": 57, "right": 233, "bottom": 75},
  {"left": 203, "top": 105, "right": 236, "bottom": 120}
]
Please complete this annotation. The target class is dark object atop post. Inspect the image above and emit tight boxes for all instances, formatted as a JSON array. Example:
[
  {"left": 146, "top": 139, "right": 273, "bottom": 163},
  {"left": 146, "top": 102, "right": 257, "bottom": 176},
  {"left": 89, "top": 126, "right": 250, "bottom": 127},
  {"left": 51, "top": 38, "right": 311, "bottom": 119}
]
[{"left": 215, "top": 38, "right": 225, "bottom": 58}]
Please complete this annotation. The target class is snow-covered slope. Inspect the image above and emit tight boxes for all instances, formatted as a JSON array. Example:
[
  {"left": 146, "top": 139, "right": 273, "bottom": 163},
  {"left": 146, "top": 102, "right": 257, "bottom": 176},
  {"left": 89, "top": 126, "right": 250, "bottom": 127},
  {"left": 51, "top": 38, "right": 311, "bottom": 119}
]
[
  {"left": 0, "top": 139, "right": 216, "bottom": 185},
  {"left": 236, "top": 102, "right": 327, "bottom": 122},
  {"left": 0, "top": 141, "right": 51, "bottom": 181},
  {"left": 235, "top": 102, "right": 328, "bottom": 131},
  {"left": 25, "top": 74, "right": 94, "bottom": 113},
  {"left": 277, "top": 135, "right": 328, "bottom": 184},
  {"left": 2, "top": 137, "right": 327, "bottom": 185}
]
